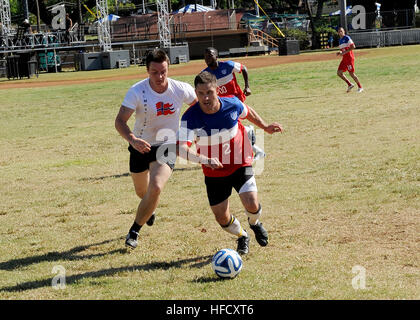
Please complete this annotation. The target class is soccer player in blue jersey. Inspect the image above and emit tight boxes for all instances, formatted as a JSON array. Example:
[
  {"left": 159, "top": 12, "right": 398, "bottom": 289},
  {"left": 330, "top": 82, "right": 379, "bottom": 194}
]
[
  {"left": 178, "top": 71, "right": 283, "bottom": 255},
  {"left": 203, "top": 47, "right": 251, "bottom": 101},
  {"left": 203, "top": 47, "right": 266, "bottom": 160}
]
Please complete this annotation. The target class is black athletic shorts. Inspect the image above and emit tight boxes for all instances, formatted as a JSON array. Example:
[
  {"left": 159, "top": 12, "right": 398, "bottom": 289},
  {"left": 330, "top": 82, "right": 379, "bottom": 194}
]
[
  {"left": 204, "top": 166, "right": 257, "bottom": 206},
  {"left": 128, "top": 143, "right": 176, "bottom": 173}
]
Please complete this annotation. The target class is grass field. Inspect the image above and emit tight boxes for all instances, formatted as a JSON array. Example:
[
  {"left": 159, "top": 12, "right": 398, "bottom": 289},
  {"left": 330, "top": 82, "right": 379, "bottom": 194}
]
[{"left": 0, "top": 45, "right": 419, "bottom": 300}]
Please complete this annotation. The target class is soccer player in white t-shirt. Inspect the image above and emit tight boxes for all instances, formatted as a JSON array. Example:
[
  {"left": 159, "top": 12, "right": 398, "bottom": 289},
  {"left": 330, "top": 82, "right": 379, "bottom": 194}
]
[{"left": 115, "top": 49, "right": 198, "bottom": 249}]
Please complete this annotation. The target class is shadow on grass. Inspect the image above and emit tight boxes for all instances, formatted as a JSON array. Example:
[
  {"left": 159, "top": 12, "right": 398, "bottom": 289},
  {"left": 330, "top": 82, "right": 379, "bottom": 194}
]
[
  {"left": 79, "top": 167, "right": 200, "bottom": 182},
  {"left": 282, "top": 95, "right": 326, "bottom": 100},
  {"left": 0, "top": 235, "right": 213, "bottom": 292},
  {"left": 192, "top": 276, "right": 227, "bottom": 283},
  {"left": 0, "top": 238, "right": 126, "bottom": 272},
  {"left": 173, "top": 167, "right": 201, "bottom": 172},
  {"left": 0, "top": 254, "right": 213, "bottom": 292},
  {"left": 79, "top": 173, "right": 130, "bottom": 181}
]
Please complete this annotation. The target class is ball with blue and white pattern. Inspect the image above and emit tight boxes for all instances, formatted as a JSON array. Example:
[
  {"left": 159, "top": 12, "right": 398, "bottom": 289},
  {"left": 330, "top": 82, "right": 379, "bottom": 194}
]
[{"left": 211, "top": 248, "right": 243, "bottom": 278}]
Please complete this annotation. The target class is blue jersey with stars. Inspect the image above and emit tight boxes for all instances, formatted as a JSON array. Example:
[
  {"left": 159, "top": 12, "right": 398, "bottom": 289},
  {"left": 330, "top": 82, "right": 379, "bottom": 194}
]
[{"left": 339, "top": 35, "right": 355, "bottom": 60}]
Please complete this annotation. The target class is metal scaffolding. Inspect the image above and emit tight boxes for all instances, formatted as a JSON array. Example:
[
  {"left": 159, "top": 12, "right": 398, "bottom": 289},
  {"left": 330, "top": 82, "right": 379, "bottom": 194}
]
[
  {"left": 96, "top": 0, "right": 112, "bottom": 51},
  {"left": 0, "top": 0, "right": 13, "bottom": 37},
  {"left": 156, "top": 0, "right": 171, "bottom": 48},
  {"left": 1, "top": 0, "right": 172, "bottom": 54}
]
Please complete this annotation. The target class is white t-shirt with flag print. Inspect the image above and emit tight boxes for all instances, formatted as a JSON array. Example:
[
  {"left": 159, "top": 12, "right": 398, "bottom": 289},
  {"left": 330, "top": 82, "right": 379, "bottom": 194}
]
[{"left": 122, "top": 78, "right": 196, "bottom": 146}]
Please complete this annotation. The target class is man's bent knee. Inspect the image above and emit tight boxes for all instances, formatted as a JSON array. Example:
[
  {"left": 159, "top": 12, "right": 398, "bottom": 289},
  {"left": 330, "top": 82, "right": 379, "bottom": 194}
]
[
  {"left": 216, "top": 215, "right": 231, "bottom": 226},
  {"left": 244, "top": 201, "right": 259, "bottom": 213},
  {"left": 240, "top": 193, "right": 259, "bottom": 213},
  {"left": 147, "top": 183, "right": 164, "bottom": 197},
  {"left": 135, "top": 188, "right": 146, "bottom": 199}
]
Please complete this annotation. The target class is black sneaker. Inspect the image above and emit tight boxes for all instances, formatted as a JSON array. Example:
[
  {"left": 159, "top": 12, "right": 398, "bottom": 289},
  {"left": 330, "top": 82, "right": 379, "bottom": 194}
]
[
  {"left": 236, "top": 234, "right": 250, "bottom": 255},
  {"left": 146, "top": 213, "right": 155, "bottom": 226},
  {"left": 125, "top": 231, "right": 139, "bottom": 249},
  {"left": 249, "top": 222, "right": 268, "bottom": 247}
]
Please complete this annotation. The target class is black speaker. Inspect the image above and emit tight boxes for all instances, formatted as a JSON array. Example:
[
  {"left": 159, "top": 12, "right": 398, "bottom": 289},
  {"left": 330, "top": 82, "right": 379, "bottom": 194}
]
[
  {"left": 6, "top": 55, "right": 20, "bottom": 79},
  {"left": 278, "top": 39, "right": 300, "bottom": 56}
]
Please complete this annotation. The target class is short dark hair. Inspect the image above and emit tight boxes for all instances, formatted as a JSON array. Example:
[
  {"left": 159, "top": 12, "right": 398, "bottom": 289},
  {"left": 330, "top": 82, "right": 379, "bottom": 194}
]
[
  {"left": 194, "top": 71, "right": 217, "bottom": 88},
  {"left": 204, "top": 47, "right": 218, "bottom": 56},
  {"left": 146, "top": 49, "right": 170, "bottom": 69}
]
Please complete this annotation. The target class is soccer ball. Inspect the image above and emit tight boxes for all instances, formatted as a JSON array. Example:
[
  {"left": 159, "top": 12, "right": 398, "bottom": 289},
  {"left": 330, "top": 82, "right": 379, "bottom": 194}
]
[{"left": 211, "top": 248, "right": 243, "bottom": 279}]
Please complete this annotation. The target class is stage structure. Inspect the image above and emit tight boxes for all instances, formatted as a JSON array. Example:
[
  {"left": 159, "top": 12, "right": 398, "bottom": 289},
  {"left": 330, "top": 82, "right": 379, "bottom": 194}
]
[
  {"left": 0, "top": 0, "right": 12, "bottom": 34},
  {"left": 96, "top": 0, "right": 112, "bottom": 52},
  {"left": 0, "top": 0, "right": 189, "bottom": 77},
  {"left": 157, "top": 0, "right": 190, "bottom": 64},
  {"left": 0, "top": 0, "right": 12, "bottom": 44},
  {"left": 157, "top": 0, "right": 171, "bottom": 48}
]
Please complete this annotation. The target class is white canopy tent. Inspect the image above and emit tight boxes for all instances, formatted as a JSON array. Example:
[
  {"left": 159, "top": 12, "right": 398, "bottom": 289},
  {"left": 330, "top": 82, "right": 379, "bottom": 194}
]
[
  {"left": 97, "top": 14, "right": 121, "bottom": 23},
  {"left": 173, "top": 4, "right": 214, "bottom": 14}
]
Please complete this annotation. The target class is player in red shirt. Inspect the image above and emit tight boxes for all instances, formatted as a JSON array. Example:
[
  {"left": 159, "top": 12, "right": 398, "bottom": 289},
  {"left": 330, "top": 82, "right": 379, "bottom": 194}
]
[
  {"left": 203, "top": 47, "right": 251, "bottom": 101},
  {"left": 337, "top": 27, "right": 363, "bottom": 93},
  {"left": 178, "top": 71, "right": 283, "bottom": 255}
]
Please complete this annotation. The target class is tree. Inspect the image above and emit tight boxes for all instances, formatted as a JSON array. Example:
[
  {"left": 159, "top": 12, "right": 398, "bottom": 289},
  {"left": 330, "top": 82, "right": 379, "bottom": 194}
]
[
  {"left": 315, "top": 0, "right": 326, "bottom": 19},
  {"left": 27, "top": 0, "right": 53, "bottom": 25},
  {"left": 22, "top": 0, "right": 110, "bottom": 26},
  {"left": 283, "top": 0, "right": 304, "bottom": 14},
  {"left": 304, "top": 0, "right": 317, "bottom": 48}
]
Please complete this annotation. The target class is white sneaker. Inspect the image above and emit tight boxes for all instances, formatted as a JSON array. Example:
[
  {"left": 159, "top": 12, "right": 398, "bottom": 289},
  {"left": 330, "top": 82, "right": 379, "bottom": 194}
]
[
  {"left": 346, "top": 84, "right": 355, "bottom": 93},
  {"left": 357, "top": 87, "right": 364, "bottom": 93}
]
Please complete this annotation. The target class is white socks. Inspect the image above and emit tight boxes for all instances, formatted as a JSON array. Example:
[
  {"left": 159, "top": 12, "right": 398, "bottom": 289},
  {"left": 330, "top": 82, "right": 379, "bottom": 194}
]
[
  {"left": 245, "top": 204, "right": 262, "bottom": 226},
  {"left": 221, "top": 205, "right": 262, "bottom": 237},
  {"left": 222, "top": 216, "right": 248, "bottom": 238}
]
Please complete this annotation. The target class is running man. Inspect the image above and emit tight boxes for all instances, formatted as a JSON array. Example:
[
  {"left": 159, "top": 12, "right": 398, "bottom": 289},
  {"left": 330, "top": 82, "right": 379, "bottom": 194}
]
[
  {"left": 203, "top": 47, "right": 251, "bottom": 101},
  {"left": 178, "top": 71, "right": 283, "bottom": 255},
  {"left": 115, "top": 49, "right": 198, "bottom": 249},
  {"left": 336, "top": 27, "right": 363, "bottom": 93},
  {"left": 203, "top": 47, "right": 265, "bottom": 160}
]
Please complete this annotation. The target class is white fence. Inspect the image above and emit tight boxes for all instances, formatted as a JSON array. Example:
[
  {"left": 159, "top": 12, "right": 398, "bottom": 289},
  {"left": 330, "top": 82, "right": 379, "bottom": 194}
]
[{"left": 350, "top": 28, "right": 420, "bottom": 48}]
